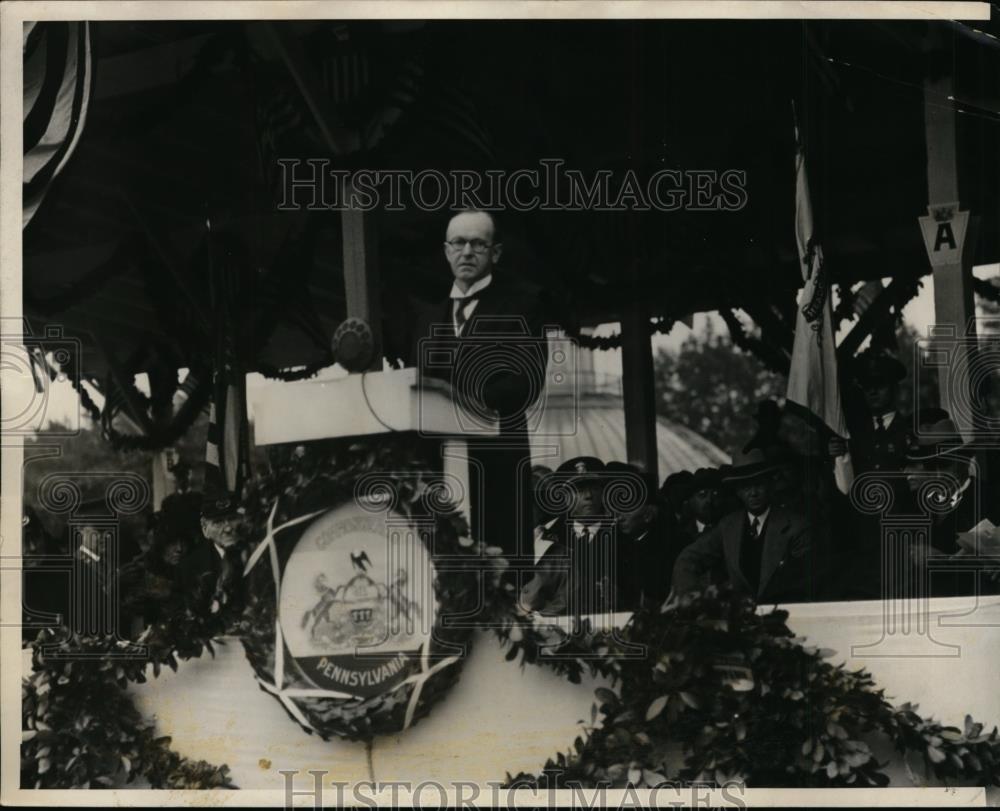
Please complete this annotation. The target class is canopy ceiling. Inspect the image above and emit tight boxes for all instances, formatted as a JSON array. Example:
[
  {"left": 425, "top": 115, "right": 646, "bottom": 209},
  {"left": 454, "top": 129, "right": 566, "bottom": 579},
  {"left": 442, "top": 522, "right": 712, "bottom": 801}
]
[{"left": 23, "top": 18, "right": 1000, "bottom": 387}]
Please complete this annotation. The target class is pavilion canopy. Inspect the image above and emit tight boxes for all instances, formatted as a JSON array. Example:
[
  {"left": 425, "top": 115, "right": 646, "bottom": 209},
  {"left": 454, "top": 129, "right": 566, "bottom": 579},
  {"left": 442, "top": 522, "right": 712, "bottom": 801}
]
[{"left": 23, "top": 18, "right": 1000, "bottom": 395}]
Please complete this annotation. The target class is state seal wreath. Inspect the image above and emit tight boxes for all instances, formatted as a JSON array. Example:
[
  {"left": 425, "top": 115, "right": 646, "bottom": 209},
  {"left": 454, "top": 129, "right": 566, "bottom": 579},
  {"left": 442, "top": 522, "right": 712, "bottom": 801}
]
[{"left": 236, "top": 435, "right": 508, "bottom": 741}]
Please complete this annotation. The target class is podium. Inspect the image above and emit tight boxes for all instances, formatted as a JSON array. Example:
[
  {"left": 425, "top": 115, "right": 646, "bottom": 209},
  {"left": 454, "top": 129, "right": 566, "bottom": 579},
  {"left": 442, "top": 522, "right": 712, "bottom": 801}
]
[{"left": 250, "top": 367, "right": 498, "bottom": 522}]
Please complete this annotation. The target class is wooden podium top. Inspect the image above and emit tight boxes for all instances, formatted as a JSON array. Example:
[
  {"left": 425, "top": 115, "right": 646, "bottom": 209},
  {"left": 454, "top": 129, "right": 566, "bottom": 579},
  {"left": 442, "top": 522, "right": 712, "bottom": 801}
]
[{"left": 250, "top": 367, "right": 500, "bottom": 446}]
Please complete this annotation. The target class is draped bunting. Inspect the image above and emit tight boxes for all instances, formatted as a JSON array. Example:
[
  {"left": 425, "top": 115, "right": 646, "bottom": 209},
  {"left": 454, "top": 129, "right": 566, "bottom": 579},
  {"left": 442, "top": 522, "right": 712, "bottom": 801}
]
[{"left": 23, "top": 22, "right": 93, "bottom": 228}]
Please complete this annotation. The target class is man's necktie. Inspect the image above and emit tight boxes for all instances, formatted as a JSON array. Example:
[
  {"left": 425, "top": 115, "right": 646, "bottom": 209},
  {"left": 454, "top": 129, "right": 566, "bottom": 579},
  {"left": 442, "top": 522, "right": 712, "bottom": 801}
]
[
  {"left": 875, "top": 415, "right": 885, "bottom": 432},
  {"left": 453, "top": 293, "right": 480, "bottom": 336},
  {"left": 750, "top": 517, "right": 760, "bottom": 539}
]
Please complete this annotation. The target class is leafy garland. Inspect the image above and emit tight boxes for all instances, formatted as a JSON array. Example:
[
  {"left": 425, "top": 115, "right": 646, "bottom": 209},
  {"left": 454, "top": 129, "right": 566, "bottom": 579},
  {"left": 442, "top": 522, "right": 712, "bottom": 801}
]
[
  {"left": 237, "top": 435, "right": 507, "bottom": 740},
  {"left": 20, "top": 435, "right": 1000, "bottom": 790},
  {"left": 504, "top": 587, "right": 1000, "bottom": 789},
  {"left": 21, "top": 605, "right": 239, "bottom": 789}
]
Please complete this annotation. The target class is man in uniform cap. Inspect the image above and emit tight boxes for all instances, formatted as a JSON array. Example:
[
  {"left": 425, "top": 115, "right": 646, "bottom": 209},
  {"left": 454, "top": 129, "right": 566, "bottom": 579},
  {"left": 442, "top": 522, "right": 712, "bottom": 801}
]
[
  {"left": 520, "top": 456, "right": 624, "bottom": 618},
  {"left": 200, "top": 494, "right": 246, "bottom": 612},
  {"left": 672, "top": 449, "right": 824, "bottom": 604},
  {"left": 833, "top": 349, "right": 912, "bottom": 476}
]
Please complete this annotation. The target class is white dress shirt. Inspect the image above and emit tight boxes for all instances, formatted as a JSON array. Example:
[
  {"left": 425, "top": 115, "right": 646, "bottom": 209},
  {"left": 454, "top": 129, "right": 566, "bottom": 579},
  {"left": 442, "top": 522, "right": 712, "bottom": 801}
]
[{"left": 873, "top": 411, "right": 896, "bottom": 431}]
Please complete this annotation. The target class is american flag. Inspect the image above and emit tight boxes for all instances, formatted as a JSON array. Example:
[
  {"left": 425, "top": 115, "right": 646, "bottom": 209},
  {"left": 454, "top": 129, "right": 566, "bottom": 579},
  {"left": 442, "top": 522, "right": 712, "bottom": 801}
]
[
  {"left": 204, "top": 371, "right": 249, "bottom": 499},
  {"left": 23, "top": 21, "right": 93, "bottom": 228}
]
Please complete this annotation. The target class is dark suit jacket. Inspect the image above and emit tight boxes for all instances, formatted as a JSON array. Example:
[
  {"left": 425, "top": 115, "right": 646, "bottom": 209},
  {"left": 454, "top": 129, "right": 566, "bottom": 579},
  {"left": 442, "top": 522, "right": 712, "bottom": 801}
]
[
  {"left": 387, "top": 277, "right": 547, "bottom": 556},
  {"left": 848, "top": 412, "right": 913, "bottom": 475},
  {"left": 405, "top": 278, "right": 547, "bottom": 437},
  {"left": 521, "top": 518, "right": 627, "bottom": 616},
  {"left": 672, "top": 506, "right": 823, "bottom": 604}
]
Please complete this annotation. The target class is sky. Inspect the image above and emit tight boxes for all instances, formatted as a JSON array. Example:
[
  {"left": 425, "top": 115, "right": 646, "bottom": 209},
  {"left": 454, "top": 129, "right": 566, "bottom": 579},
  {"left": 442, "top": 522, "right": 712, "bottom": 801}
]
[{"left": 23, "top": 264, "right": 1000, "bottom": 429}]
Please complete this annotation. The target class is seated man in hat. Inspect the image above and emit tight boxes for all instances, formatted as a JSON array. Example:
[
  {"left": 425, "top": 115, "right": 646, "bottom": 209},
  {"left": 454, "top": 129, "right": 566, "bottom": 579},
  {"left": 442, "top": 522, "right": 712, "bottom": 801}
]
[
  {"left": 903, "top": 410, "right": 998, "bottom": 596},
  {"left": 677, "top": 468, "right": 724, "bottom": 543},
  {"left": 200, "top": 493, "right": 247, "bottom": 612},
  {"left": 672, "top": 449, "right": 826, "bottom": 604},
  {"left": 605, "top": 461, "right": 671, "bottom": 609},
  {"left": 520, "top": 456, "right": 625, "bottom": 618}
]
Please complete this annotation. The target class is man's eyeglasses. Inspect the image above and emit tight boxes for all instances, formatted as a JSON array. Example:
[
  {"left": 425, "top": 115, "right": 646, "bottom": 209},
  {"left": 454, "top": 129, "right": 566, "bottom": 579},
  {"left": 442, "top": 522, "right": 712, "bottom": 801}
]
[{"left": 444, "top": 237, "right": 494, "bottom": 254}]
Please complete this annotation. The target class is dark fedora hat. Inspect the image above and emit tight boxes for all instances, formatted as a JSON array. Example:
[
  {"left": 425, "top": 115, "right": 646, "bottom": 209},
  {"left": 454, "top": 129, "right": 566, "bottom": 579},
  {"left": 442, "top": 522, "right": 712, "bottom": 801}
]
[
  {"left": 556, "top": 455, "right": 607, "bottom": 484},
  {"left": 690, "top": 467, "right": 722, "bottom": 492},
  {"left": 906, "top": 414, "right": 975, "bottom": 462},
  {"left": 659, "top": 469, "right": 695, "bottom": 506},
  {"left": 853, "top": 349, "right": 906, "bottom": 385},
  {"left": 722, "top": 449, "right": 781, "bottom": 483},
  {"left": 606, "top": 461, "right": 657, "bottom": 500}
]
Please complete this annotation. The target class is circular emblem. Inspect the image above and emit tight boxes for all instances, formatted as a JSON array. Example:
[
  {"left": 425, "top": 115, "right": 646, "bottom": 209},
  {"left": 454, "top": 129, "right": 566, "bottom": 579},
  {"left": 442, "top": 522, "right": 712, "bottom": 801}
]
[
  {"left": 278, "top": 502, "right": 435, "bottom": 698},
  {"left": 238, "top": 441, "right": 501, "bottom": 741}
]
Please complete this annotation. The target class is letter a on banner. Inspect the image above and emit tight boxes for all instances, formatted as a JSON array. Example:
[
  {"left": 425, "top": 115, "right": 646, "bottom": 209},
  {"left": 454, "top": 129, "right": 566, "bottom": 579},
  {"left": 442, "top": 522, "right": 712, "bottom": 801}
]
[{"left": 919, "top": 203, "right": 969, "bottom": 268}]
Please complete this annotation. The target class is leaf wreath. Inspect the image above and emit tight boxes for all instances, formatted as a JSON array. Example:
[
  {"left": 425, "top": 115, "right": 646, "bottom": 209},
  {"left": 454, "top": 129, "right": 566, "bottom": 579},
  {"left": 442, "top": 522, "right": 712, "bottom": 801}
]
[
  {"left": 237, "top": 434, "right": 507, "bottom": 741},
  {"left": 21, "top": 435, "right": 1000, "bottom": 790}
]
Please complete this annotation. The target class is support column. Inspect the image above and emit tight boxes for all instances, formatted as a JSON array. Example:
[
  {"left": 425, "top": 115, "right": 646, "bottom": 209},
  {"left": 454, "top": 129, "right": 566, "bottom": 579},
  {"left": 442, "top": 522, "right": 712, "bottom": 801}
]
[
  {"left": 921, "top": 48, "right": 977, "bottom": 439},
  {"left": 151, "top": 451, "right": 174, "bottom": 512},
  {"left": 341, "top": 178, "right": 383, "bottom": 370},
  {"left": 620, "top": 299, "right": 658, "bottom": 483}
]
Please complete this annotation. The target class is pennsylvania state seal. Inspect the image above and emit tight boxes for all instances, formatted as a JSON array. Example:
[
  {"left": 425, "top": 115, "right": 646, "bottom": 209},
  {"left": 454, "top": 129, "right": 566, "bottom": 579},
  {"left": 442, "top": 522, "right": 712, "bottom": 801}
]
[{"left": 278, "top": 502, "right": 435, "bottom": 698}]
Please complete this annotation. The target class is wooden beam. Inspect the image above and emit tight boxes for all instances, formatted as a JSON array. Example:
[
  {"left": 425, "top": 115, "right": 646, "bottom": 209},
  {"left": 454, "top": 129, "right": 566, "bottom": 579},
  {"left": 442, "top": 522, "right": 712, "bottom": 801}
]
[
  {"left": 836, "top": 275, "right": 922, "bottom": 361},
  {"left": 922, "top": 37, "right": 977, "bottom": 439},
  {"left": 620, "top": 298, "right": 658, "bottom": 483},
  {"left": 341, "top": 177, "right": 383, "bottom": 370},
  {"left": 92, "top": 335, "right": 155, "bottom": 436}
]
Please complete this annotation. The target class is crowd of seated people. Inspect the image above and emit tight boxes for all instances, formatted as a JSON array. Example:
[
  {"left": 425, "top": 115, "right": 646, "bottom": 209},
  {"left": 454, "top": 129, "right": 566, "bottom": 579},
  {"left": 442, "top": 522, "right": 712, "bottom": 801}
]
[
  {"left": 520, "top": 350, "right": 1000, "bottom": 618},
  {"left": 21, "top": 486, "right": 240, "bottom": 645}
]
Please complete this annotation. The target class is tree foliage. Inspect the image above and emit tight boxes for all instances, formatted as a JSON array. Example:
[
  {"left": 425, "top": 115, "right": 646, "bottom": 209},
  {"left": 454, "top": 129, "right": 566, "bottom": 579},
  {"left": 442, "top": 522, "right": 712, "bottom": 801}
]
[
  {"left": 22, "top": 415, "right": 210, "bottom": 551},
  {"left": 653, "top": 320, "right": 786, "bottom": 455}
]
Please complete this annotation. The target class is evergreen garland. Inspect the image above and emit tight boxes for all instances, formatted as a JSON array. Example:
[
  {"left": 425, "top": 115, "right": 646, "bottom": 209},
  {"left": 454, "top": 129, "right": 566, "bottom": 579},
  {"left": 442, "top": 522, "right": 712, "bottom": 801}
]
[{"left": 19, "top": 438, "right": 1000, "bottom": 791}]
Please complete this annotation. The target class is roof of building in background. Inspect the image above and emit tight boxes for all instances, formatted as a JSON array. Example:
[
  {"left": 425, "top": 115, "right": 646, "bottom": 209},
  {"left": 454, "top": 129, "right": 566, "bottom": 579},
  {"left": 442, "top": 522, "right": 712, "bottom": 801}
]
[
  {"left": 530, "top": 389, "right": 730, "bottom": 483},
  {"left": 531, "top": 350, "right": 729, "bottom": 481}
]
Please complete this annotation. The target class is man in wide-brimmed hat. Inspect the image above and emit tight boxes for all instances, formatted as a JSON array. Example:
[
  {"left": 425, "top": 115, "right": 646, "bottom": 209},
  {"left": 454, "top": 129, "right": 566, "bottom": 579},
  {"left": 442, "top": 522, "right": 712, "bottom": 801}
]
[
  {"left": 520, "top": 456, "right": 624, "bottom": 617},
  {"left": 672, "top": 449, "right": 825, "bottom": 604}
]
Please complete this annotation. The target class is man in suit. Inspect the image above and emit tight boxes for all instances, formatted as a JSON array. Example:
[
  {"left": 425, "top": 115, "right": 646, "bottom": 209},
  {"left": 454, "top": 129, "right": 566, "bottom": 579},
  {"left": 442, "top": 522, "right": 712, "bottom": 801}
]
[
  {"left": 675, "top": 467, "right": 724, "bottom": 546},
  {"left": 521, "top": 457, "right": 625, "bottom": 618},
  {"left": 605, "top": 461, "right": 670, "bottom": 609},
  {"left": 827, "top": 350, "right": 915, "bottom": 597},
  {"left": 672, "top": 449, "right": 824, "bottom": 604},
  {"left": 408, "top": 210, "right": 547, "bottom": 557}
]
